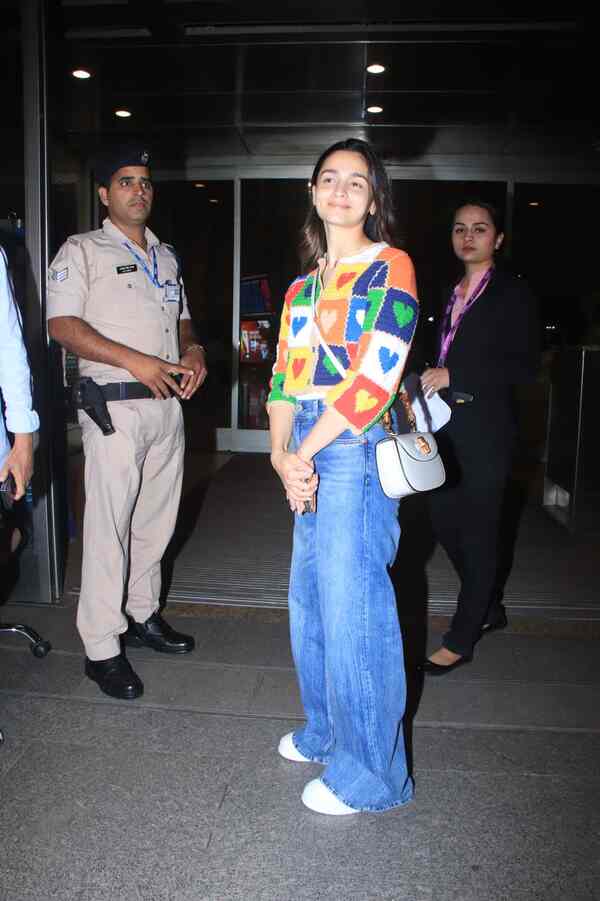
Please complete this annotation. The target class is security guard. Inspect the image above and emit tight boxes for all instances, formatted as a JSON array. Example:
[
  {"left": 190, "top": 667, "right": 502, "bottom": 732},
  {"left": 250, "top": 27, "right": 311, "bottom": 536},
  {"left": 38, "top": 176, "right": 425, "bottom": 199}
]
[{"left": 47, "top": 145, "right": 207, "bottom": 700}]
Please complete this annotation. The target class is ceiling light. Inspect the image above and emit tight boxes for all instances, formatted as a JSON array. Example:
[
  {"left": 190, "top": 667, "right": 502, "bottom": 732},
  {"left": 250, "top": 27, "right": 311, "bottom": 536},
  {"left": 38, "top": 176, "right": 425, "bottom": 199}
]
[
  {"left": 528, "top": 201, "right": 540, "bottom": 207},
  {"left": 194, "top": 182, "right": 206, "bottom": 188},
  {"left": 209, "top": 198, "right": 219, "bottom": 204},
  {"left": 71, "top": 69, "right": 91, "bottom": 80},
  {"left": 366, "top": 63, "right": 385, "bottom": 75},
  {"left": 115, "top": 109, "right": 132, "bottom": 118},
  {"left": 367, "top": 105, "right": 383, "bottom": 114}
]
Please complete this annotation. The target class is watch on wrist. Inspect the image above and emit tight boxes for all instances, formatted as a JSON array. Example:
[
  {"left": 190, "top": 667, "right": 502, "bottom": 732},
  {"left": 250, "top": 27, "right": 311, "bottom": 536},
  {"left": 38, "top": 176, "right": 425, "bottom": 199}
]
[{"left": 184, "top": 343, "right": 205, "bottom": 356}]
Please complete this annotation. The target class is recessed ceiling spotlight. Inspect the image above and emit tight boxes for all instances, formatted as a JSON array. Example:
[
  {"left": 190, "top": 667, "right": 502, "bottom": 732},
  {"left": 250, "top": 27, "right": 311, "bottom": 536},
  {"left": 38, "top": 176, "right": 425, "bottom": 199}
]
[
  {"left": 115, "top": 109, "right": 132, "bottom": 118},
  {"left": 366, "top": 64, "right": 385, "bottom": 75},
  {"left": 194, "top": 182, "right": 206, "bottom": 188},
  {"left": 209, "top": 198, "right": 219, "bottom": 204},
  {"left": 72, "top": 69, "right": 91, "bottom": 80},
  {"left": 367, "top": 105, "right": 383, "bottom": 114},
  {"left": 528, "top": 201, "right": 540, "bottom": 207}
]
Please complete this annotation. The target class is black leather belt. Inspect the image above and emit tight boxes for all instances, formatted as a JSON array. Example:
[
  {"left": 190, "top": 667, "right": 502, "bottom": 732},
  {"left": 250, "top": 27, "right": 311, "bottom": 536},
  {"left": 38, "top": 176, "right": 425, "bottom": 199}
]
[{"left": 98, "top": 382, "right": 155, "bottom": 401}]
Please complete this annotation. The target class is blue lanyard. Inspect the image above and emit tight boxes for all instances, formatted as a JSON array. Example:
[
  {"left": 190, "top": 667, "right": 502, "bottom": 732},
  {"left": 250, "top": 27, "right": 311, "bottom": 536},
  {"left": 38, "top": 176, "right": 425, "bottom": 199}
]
[{"left": 122, "top": 241, "right": 165, "bottom": 289}]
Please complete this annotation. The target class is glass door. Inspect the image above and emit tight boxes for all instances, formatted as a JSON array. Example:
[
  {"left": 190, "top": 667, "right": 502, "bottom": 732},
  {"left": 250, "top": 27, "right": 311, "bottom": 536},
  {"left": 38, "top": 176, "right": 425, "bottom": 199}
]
[{"left": 232, "top": 177, "right": 309, "bottom": 451}]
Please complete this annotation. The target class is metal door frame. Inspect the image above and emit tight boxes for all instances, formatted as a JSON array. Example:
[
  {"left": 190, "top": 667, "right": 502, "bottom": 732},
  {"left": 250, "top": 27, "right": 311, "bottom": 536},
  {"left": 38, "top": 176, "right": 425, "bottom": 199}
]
[{"left": 18, "top": 0, "right": 58, "bottom": 603}]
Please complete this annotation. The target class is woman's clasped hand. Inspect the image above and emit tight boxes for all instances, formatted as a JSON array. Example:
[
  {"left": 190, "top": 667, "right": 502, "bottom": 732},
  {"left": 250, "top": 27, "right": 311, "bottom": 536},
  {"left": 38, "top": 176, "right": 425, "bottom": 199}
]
[{"left": 270, "top": 449, "right": 318, "bottom": 514}]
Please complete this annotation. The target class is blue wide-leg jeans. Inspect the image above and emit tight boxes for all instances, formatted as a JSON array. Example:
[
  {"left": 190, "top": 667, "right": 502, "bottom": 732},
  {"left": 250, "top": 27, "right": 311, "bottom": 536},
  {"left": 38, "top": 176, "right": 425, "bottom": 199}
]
[{"left": 288, "top": 400, "right": 413, "bottom": 812}]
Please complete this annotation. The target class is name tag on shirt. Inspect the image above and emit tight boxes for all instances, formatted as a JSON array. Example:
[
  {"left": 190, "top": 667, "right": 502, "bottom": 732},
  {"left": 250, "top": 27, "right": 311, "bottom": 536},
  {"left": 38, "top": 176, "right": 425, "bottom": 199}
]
[
  {"left": 165, "top": 281, "right": 180, "bottom": 303},
  {"left": 116, "top": 264, "right": 138, "bottom": 274}
]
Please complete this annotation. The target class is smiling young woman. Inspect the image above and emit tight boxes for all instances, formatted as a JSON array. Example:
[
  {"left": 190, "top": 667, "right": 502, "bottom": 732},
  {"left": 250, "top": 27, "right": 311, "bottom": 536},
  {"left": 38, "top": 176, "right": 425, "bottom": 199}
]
[{"left": 267, "top": 138, "right": 419, "bottom": 815}]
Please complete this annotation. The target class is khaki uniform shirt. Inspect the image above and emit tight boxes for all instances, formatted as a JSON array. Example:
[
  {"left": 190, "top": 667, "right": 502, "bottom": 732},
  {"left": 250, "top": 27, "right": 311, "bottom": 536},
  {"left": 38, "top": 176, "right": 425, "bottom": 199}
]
[{"left": 47, "top": 218, "right": 191, "bottom": 384}]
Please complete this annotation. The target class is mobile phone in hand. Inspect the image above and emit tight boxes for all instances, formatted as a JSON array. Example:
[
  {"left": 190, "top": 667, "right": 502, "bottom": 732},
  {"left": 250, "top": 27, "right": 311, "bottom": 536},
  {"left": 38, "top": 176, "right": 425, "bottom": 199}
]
[{"left": 302, "top": 484, "right": 316, "bottom": 515}]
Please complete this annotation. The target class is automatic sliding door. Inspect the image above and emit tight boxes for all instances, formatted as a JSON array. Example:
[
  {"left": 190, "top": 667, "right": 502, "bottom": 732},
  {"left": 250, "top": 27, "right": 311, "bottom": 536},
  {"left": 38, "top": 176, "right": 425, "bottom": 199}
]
[{"left": 235, "top": 178, "right": 308, "bottom": 450}]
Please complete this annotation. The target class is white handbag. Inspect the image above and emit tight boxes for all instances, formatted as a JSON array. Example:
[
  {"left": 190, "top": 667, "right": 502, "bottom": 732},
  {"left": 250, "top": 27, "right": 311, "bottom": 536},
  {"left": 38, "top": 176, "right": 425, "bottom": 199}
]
[
  {"left": 376, "top": 390, "right": 446, "bottom": 499},
  {"left": 376, "top": 428, "right": 446, "bottom": 499},
  {"left": 312, "top": 313, "right": 446, "bottom": 500}
]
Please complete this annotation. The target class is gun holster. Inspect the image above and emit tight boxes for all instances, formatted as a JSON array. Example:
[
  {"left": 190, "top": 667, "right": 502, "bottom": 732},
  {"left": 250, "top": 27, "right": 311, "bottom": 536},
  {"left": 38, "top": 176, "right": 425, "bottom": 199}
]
[{"left": 73, "top": 377, "right": 116, "bottom": 436}]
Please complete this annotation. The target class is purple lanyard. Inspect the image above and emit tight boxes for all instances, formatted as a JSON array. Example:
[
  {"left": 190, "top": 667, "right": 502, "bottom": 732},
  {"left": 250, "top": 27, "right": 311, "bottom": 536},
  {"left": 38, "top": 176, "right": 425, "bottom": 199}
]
[{"left": 437, "top": 267, "right": 493, "bottom": 366}]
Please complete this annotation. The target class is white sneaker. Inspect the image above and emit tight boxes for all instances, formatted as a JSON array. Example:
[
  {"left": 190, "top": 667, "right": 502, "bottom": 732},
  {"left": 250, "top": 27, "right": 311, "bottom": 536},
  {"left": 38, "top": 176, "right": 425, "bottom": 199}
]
[
  {"left": 301, "top": 778, "right": 358, "bottom": 815},
  {"left": 278, "top": 732, "right": 312, "bottom": 762}
]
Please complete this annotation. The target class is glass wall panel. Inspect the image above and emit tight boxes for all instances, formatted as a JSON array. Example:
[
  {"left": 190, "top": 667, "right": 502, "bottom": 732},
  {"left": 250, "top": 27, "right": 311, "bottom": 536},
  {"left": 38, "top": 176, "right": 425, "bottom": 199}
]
[
  {"left": 240, "top": 180, "right": 308, "bottom": 429},
  {"left": 512, "top": 184, "right": 600, "bottom": 348}
]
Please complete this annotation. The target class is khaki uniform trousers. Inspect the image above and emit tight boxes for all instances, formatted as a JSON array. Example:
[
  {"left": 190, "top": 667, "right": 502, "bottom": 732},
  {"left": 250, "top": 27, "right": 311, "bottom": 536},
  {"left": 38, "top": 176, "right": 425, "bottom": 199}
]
[{"left": 78, "top": 396, "right": 184, "bottom": 660}]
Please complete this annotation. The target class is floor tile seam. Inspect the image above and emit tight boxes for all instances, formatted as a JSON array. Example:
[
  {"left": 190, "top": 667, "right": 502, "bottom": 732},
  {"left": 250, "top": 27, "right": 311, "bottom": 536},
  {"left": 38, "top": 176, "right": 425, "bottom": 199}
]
[
  {"left": 2, "top": 689, "right": 600, "bottom": 735},
  {"left": 420, "top": 676, "right": 600, "bottom": 688},
  {"left": 416, "top": 766, "right": 600, "bottom": 781},
  {"left": 5, "top": 644, "right": 600, "bottom": 685},
  {"left": 0, "top": 688, "right": 306, "bottom": 720},
  {"left": 128, "top": 659, "right": 297, "bottom": 674},
  {"left": 413, "top": 718, "right": 600, "bottom": 734},
  {"left": 0, "top": 645, "right": 296, "bottom": 673}
]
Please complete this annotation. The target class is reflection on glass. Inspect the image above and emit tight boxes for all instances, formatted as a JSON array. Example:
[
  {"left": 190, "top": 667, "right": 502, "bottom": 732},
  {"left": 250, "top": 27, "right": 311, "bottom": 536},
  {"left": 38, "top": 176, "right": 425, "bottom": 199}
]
[
  {"left": 238, "top": 274, "right": 276, "bottom": 429},
  {"left": 240, "top": 179, "right": 308, "bottom": 429}
]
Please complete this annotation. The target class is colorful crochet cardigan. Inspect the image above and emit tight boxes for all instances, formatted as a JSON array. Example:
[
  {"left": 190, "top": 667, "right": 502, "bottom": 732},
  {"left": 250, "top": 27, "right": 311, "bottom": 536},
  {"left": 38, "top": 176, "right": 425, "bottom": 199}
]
[{"left": 267, "top": 245, "right": 419, "bottom": 434}]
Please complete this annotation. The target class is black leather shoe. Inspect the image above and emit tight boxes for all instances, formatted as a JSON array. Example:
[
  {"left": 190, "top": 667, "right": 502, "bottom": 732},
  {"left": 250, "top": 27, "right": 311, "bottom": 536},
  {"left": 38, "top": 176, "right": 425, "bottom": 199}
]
[
  {"left": 123, "top": 611, "right": 195, "bottom": 654},
  {"left": 481, "top": 609, "right": 508, "bottom": 635},
  {"left": 85, "top": 653, "right": 144, "bottom": 699},
  {"left": 419, "top": 654, "right": 472, "bottom": 676}
]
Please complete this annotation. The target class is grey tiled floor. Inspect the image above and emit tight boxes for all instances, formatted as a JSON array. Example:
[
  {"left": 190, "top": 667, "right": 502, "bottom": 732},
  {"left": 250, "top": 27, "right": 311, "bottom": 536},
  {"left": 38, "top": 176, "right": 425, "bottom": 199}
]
[{"left": 1, "top": 601, "right": 599, "bottom": 901}]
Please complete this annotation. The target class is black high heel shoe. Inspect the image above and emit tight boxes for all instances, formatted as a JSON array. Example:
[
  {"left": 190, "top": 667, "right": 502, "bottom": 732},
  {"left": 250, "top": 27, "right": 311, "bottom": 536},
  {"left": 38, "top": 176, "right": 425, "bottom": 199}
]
[{"left": 418, "top": 654, "right": 472, "bottom": 676}]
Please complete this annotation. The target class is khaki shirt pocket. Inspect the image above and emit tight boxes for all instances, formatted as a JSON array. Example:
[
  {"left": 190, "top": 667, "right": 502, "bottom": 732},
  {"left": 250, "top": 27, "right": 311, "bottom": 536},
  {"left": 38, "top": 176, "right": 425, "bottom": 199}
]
[{"left": 88, "top": 269, "right": 147, "bottom": 326}]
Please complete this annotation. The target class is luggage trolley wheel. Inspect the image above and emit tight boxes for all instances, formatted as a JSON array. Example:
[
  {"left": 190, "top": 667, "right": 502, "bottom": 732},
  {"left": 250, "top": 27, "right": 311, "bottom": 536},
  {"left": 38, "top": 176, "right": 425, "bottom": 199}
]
[{"left": 32, "top": 639, "right": 52, "bottom": 658}]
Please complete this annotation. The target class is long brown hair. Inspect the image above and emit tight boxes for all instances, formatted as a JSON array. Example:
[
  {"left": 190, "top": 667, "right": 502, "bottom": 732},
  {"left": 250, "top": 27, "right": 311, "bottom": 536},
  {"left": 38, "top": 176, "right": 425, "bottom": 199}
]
[{"left": 299, "top": 138, "right": 397, "bottom": 272}]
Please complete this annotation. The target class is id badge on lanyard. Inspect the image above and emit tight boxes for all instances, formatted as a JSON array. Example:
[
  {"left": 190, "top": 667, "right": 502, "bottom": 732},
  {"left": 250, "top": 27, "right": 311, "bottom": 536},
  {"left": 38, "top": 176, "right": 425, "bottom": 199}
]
[
  {"left": 123, "top": 241, "right": 181, "bottom": 307},
  {"left": 165, "top": 280, "right": 180, "bottom": 303}
]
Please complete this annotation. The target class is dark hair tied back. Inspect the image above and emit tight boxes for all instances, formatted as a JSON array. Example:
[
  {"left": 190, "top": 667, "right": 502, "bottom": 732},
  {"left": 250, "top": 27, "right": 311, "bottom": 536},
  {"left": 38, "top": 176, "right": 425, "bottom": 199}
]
[{"left": 299, "top": 138, "right": 397, "bottom": 272}]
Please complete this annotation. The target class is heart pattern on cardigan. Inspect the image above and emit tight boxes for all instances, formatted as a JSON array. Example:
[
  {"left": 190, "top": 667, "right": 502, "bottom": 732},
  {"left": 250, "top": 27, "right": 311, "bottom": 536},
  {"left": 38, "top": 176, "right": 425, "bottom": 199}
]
[
  {"left": 355, "top": 389, "right": 379, "bottom": 413},
  {"left": 379, "top": 347, "right": 400, "bottom": 373}
]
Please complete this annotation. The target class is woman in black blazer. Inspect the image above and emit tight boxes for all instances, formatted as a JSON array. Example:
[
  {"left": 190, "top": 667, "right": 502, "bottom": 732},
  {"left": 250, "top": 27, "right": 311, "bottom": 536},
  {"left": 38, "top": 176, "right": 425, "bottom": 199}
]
[{"left": 419, "top": 200, "right": 540, "bottom": 674}]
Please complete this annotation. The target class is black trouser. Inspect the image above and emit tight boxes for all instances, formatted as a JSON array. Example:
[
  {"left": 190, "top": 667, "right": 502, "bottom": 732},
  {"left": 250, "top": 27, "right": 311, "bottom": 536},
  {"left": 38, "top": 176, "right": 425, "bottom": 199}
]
[{"left": 427, "top": 422, "right": 512, "bottom": 656}]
